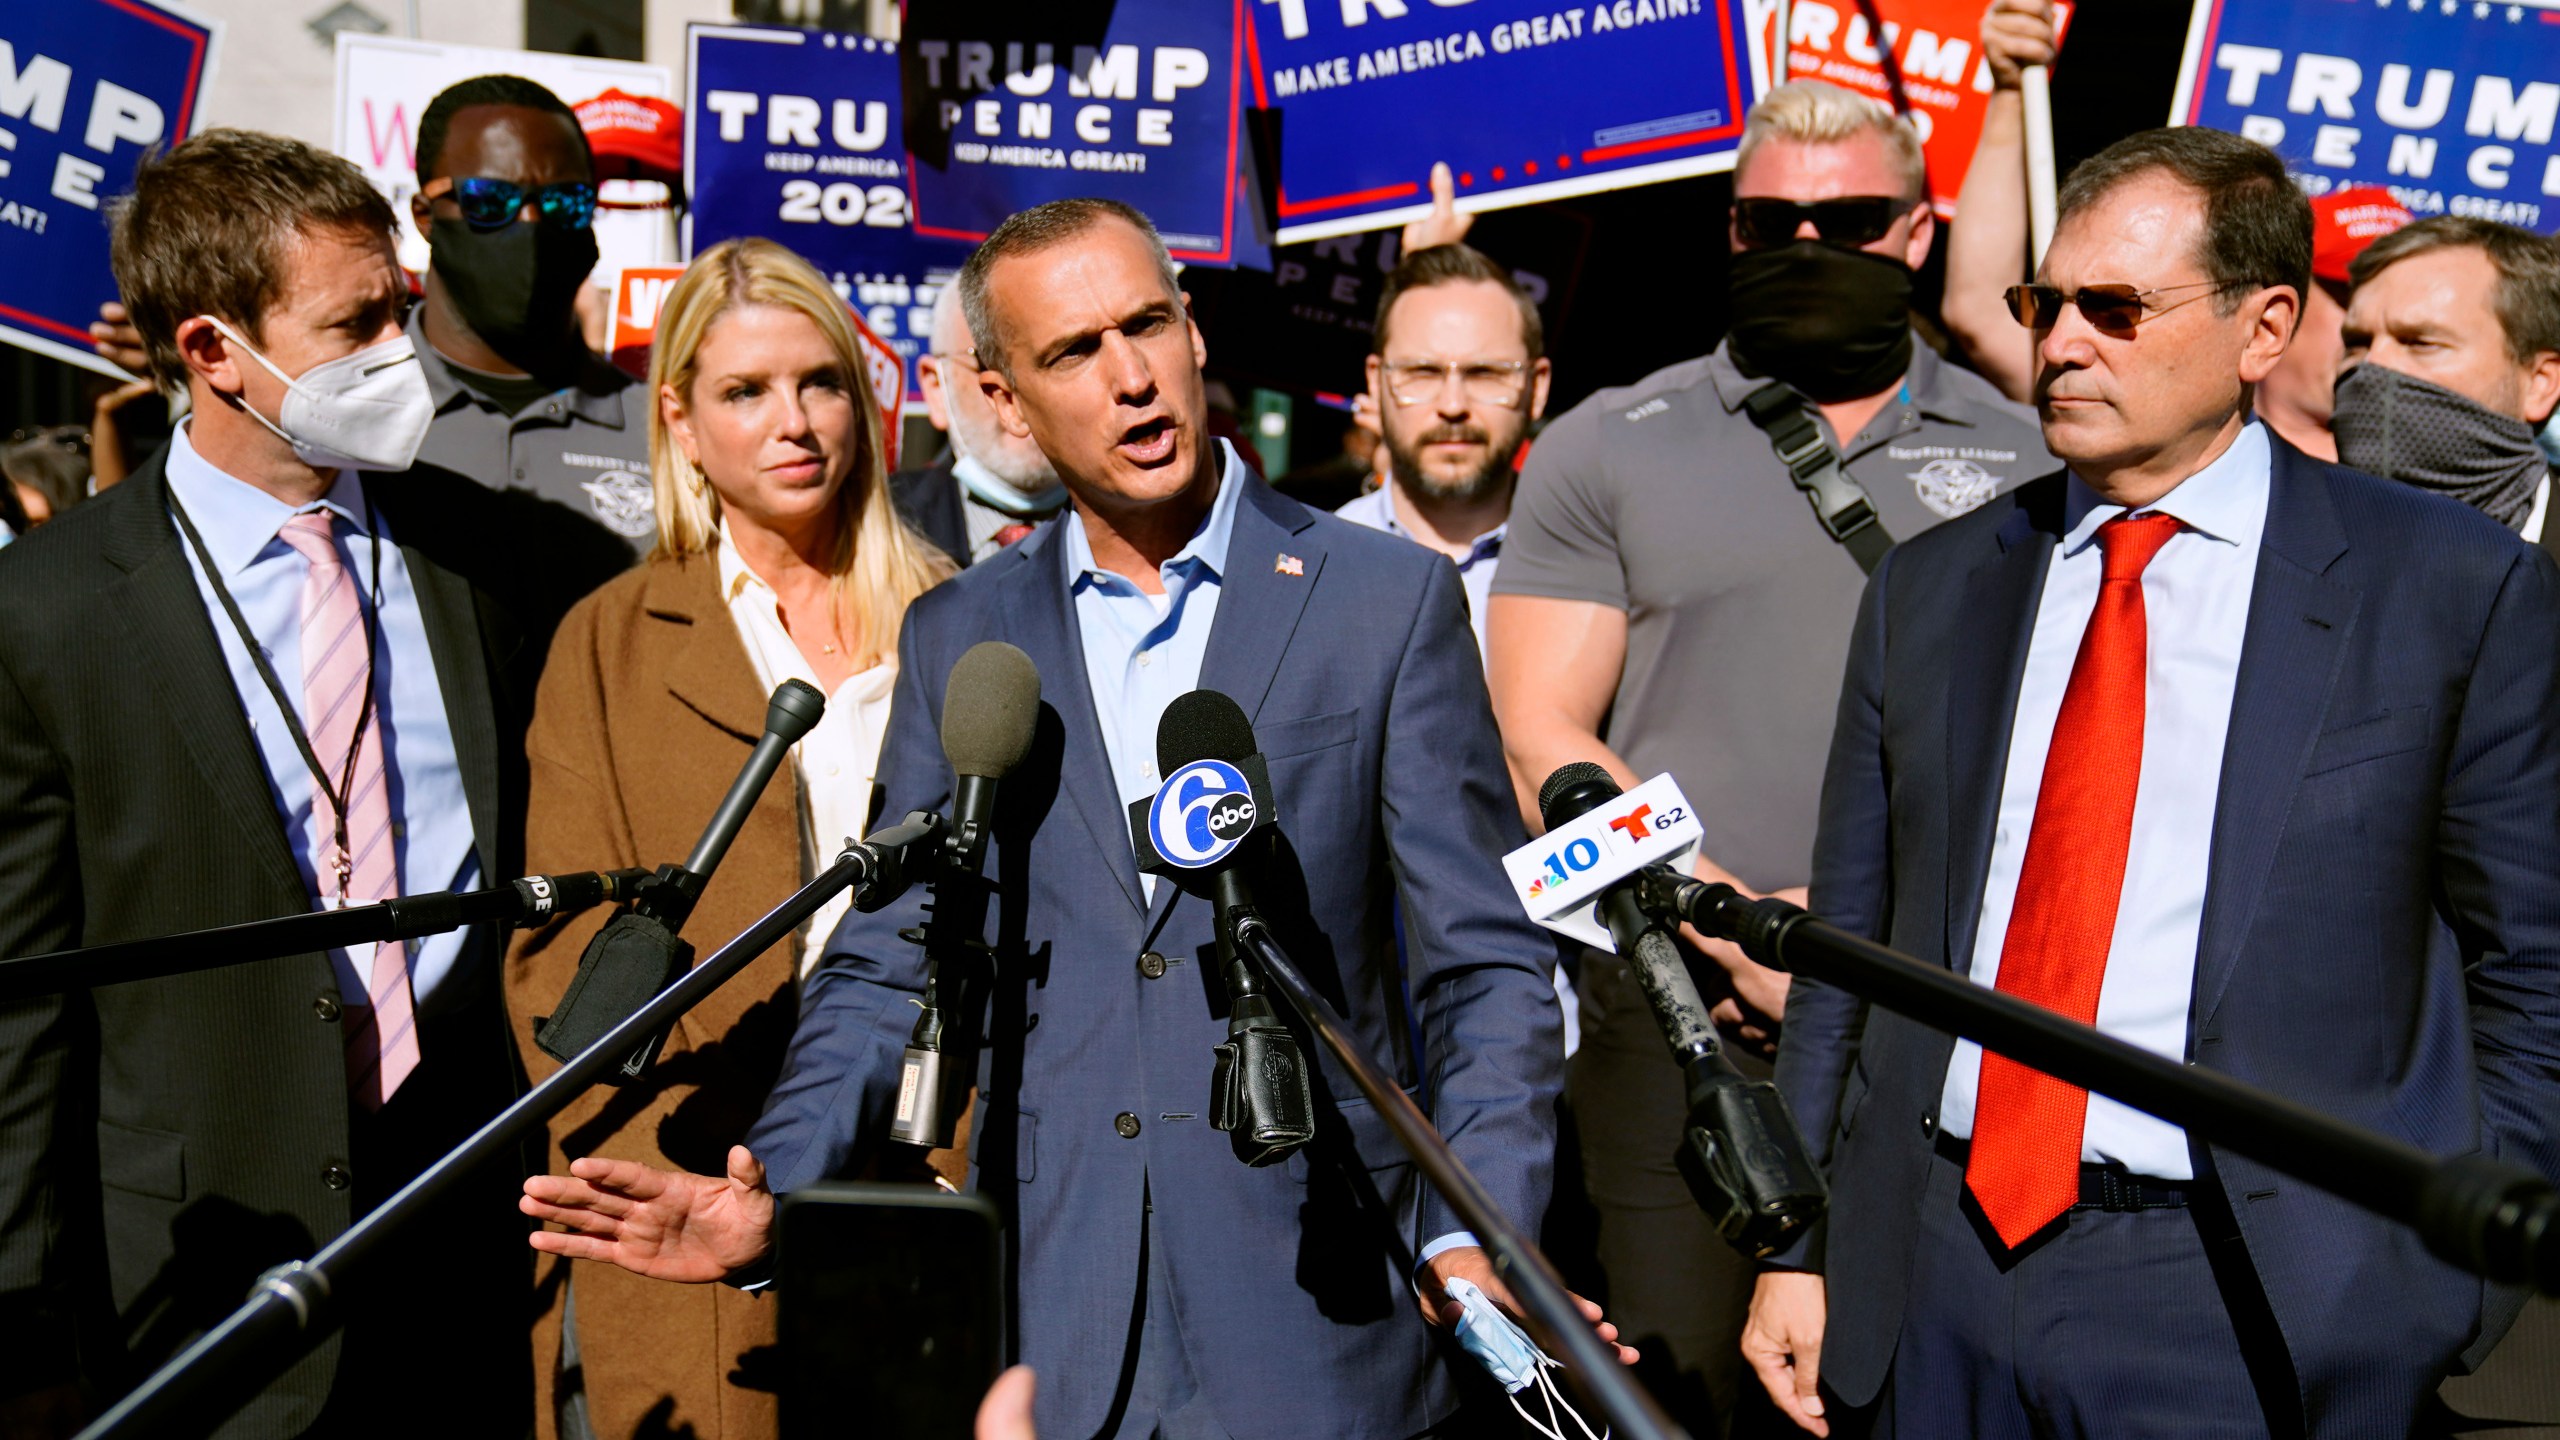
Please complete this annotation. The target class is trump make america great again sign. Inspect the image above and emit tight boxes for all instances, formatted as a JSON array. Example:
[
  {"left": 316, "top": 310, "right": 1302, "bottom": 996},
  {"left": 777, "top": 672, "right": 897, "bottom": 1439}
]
[
  {"left": 2175, "top": 0, "right": 2560, "bottom": 230},
  {"left": 1249, "top": 0, "right": 1766, "bottom": 243}
]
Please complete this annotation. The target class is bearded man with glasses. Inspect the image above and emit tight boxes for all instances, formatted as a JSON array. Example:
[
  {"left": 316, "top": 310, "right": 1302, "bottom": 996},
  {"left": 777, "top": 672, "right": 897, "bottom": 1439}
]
[
  {"left": 1748, "top": 125, "right": 2560, "bottom": 1439},
  {"left": 1486, "top": 79, "right": 2047, "bottom": 1437}
]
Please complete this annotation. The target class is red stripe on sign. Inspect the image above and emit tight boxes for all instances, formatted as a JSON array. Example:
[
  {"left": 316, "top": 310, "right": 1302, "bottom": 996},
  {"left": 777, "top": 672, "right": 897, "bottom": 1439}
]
[
  {"left": 1276, "top": 180, "right": 1422, "bottom": 217},
  {"left": 0, "top": 301, "right": 100, "bottom": 346},
  {"left": 96, "top": 0, "right": 210, "bottom": 135}
]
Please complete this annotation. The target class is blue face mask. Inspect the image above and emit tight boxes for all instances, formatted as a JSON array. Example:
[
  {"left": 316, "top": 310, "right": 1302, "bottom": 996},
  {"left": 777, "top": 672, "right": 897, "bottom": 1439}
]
[{"left": 1445, "top": 1276, "right": 1544, "bottom": 1393}]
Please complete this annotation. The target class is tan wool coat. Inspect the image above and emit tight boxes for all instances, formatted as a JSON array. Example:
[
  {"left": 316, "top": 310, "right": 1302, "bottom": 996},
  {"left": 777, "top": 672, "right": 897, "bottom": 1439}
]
[{"left": 505, "top": 552, "right": 957, "bottom": 1440}]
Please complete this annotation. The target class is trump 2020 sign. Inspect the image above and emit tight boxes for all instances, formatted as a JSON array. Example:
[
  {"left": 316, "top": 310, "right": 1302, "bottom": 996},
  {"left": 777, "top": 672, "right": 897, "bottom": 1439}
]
[
  {"left": 2176, "top": 0, "right": 2560, "bottom": 230},
  {"left": 0, "top": 0, "right": 219, "bottom": 376}
]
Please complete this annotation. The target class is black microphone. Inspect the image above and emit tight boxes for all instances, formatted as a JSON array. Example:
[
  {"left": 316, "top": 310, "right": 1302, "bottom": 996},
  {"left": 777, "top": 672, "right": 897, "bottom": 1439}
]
[
  {"left": 1128, "top": 690, "right": 1314, "bottom": 1167},
  {"left": 536, "top": 680, "right": 828, "bottom": 1078},
  {"left": 1538, "top": 762, "right": 1827, "bottom": 1257},
  {"left": 892, "top": 642, "right": 1043, "bottom": 1148}
]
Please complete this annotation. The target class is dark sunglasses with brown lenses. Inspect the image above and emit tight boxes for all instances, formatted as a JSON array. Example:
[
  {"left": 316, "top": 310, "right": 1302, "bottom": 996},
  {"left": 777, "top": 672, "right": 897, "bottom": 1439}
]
[
  {"left": 2004, "top": 280, "right": 2240, "bottom": 333},
  {"left": 1732, "top": 195, "right": 1917, "bottom": 249}
]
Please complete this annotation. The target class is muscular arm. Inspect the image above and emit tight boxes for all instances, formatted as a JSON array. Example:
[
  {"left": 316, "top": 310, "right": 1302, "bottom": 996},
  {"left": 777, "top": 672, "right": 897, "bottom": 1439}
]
[{"left": 1484, "top": 592, "right": 1638, "bottom": 827}]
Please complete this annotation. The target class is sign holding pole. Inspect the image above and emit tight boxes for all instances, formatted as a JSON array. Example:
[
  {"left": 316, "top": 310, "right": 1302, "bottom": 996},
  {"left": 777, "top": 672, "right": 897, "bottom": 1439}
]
[{"left": 0, "top": 0, "right": 221, "bottom": 378}]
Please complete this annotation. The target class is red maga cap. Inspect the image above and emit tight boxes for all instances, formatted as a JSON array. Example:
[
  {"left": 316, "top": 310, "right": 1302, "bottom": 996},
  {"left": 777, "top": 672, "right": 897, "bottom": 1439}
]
[
  {"left": 2311, "top": 186, "right": 2415, "bottom": 286},
  {"left": 576, "top": 89, "right": 682, "bottom": 184}
]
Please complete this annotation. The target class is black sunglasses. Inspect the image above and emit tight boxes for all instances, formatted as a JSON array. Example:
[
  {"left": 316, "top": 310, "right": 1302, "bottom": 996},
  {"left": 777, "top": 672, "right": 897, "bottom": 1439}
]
[
  {"left": 1732, "top": 195, "right": 1917, "bottom": 249},
  {"left": 423, "top": 176, "right": 598, "bottom": 232},
  {"left": 2004, "top": 280, "right": 2239, "bottom": 333}
]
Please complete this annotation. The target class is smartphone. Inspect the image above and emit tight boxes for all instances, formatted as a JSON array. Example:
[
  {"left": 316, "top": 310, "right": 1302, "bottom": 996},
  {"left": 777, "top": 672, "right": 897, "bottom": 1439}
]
[{"left": 777, "top": 1182, "right": 1005, "bottom": 1440}]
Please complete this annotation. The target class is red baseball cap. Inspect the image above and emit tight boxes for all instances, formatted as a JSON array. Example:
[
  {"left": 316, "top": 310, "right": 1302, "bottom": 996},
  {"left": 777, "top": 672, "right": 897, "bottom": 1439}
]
[
  {"left": 2311, "top": 186, "right": 2414, "bottom": 286},
  {"left": 576, "top": 89, "right": 682, "bottom": 184}
]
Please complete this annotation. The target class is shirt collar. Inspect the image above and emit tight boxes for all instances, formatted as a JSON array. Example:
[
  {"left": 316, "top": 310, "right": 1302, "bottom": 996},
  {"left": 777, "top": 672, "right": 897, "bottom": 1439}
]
[
  {"left": 713, "top": 518, "right": 764, "bottom": 603},
  {"left": 165, "top": 421, "right": 373, "bottom": 579},
  {"left": 2063, "top": 420, "right": 2271, "bottom": 552},
  {"left": 1064, "top": 438, "right": 1247, "bottom": 591}
]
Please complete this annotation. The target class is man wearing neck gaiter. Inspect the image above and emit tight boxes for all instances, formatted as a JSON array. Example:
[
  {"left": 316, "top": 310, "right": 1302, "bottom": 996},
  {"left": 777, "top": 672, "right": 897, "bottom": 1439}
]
[
  {"left": 2333, "top": 218, "right": 2560, "bottom": 554},
  {"left": 1488, "top": 79, "right": 2049, "bottom": 1437}
]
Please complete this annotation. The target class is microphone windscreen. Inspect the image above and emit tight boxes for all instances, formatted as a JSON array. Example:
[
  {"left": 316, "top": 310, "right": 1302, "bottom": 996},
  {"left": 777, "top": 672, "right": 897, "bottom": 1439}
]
[
  {"left": 1537, "top": 761, "right": 1622, "bottom": 831},
  {"left": 1156, "top": 689, "right": 1258, "bottom": 773},
  {"left": 942, "top": 642, "right": 1042, "bottom": 779},
  {"left": 765, "top": 679, "right": 827, "bottom": 745}
]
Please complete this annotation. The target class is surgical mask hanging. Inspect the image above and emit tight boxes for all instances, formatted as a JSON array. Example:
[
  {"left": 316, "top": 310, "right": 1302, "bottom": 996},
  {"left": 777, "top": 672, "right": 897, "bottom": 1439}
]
[
  {"left": 1725, "top": 241, "right": 1916, "bottom": 404},
  {"left": 2330, "top": 363, "right": 2547, "bottom": 534},
  {"left": 1441, "top": 1277, "right": 1609, "bottom": 1440},
  {"left": 205, "top": 318, "right": 434, "bottom": 473}
]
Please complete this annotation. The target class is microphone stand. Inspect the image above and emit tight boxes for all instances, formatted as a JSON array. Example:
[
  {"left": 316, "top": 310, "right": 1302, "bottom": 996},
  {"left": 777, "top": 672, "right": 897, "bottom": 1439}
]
[
  {"left": 76, "top": 817, "right": 943, "bottom": 1440},
  {"left": 1654, "top": 876, "right": 2560, "bottom": 1295},
  {"left": 0, "top": 870, "right": 649, "bottom": 1001},
  {"left": 1228, "top": 913, "right": 1692, "bottom": 1440}
]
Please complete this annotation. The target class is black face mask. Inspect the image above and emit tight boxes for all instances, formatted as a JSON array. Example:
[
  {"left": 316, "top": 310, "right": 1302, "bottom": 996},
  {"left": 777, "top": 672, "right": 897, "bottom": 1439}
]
[
  {"left": 2331, "top": 363, "right": 2547, "bottom": 533},
  {"left": 429, "top": 214, "right": 598, "bottom": 353},
  {"left": 1725, "top": 242, "right": 1915, "bottom": 403}
]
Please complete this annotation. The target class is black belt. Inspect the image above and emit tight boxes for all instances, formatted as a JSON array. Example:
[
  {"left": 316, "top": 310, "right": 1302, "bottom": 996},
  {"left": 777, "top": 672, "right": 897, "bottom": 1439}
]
[{"left": 1934, "top": 1129, "right": 2195, "bottom": 1211}]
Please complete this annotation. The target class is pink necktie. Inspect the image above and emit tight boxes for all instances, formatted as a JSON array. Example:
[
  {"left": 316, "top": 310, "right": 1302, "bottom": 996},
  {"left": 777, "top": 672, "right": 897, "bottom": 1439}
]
[{"left": 277, "top": 511, "right": 419, "bottom": 1110}]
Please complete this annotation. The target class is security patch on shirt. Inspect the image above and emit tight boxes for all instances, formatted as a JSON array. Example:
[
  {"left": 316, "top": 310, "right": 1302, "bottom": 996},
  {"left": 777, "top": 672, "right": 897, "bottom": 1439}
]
[{"left": 1888, "top": 445, "right": 2016, "bottom": 519}]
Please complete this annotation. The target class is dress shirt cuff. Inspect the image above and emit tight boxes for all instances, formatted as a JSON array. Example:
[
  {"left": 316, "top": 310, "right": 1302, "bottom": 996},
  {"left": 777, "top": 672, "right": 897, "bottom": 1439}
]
[{"left": 1418, "top": 1231, "right": 1480, "bottom": 1268}]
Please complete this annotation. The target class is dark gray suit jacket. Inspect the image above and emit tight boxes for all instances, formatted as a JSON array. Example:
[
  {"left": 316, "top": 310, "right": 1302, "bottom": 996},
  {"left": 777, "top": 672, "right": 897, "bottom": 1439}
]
[
  {"left": 0, "top": 450, "right": 608, "bottom": 1434},
  {"left": 1778, "top": 439, "right": 2560, "bottom": 1436}
]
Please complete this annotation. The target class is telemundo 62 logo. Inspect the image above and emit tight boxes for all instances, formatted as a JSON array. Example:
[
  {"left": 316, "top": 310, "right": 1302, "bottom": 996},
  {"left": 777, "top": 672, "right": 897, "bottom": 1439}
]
[{"left": 1147, "top": 759, "right": 1260, "bottom": 869}]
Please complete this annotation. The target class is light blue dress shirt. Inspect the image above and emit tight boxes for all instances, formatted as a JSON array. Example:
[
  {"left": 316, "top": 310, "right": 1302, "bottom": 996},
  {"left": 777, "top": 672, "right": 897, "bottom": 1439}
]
[
  {"left": 1332, "top": 484, "right": 1505, "bottom": 662},
  {"left": 1063, "top": 442, "right": 1474, "bottom": 1264},
  {"left": 1939, "top": 421, "right": 2272, "bottom": 1180},
  {"left": 1063, "top": 439, "right": 1247, "bottom": 900},
  {"left": 164, "top": 423, "right": 483, "bottom": 1012}
]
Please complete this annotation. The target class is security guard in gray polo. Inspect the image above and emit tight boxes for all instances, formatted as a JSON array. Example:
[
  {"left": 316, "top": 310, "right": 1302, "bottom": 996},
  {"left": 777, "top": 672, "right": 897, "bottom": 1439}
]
[
  {"left": 1485, "top": 79, "right": 2052, "bottom": 1439},
  {"left": 407, "top": 75, "right": 654, "bottom": 568}
]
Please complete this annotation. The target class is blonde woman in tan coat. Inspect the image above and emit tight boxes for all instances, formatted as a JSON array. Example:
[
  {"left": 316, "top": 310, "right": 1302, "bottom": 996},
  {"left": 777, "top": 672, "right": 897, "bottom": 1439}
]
[{"left": 505, "top": 237, "right": 956, "bottom": 1440}]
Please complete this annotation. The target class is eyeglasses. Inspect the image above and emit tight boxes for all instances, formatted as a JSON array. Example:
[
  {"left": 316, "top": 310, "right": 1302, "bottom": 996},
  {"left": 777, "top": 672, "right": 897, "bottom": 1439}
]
[
  {"left": 1732, "top": 196, "right": 1918, "bottom": 250},
  {"left": 6, "top": 426, "right": 87, "bottom": 453},
  {"left": 422, "top": 176, "right": 599, "bottom": 232},
  {"left": 1381, "top": 359, "right": 1533, "bottom": 409},
  {"left": 2004, "top": 280, "right": 2239, "bottom": 333}
]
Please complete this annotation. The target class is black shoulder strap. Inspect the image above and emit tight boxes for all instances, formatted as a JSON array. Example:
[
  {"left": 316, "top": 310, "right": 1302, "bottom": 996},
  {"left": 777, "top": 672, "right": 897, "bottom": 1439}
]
[{"left": 1738, "top": 381, "right": 1894, "bottom": 575}]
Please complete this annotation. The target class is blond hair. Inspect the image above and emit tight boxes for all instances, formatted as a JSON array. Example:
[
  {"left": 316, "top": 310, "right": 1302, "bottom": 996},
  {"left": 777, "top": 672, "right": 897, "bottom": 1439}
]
[
  {"left": 1738, "top": 80, "right": 1928, "bottom": 204},
  {"left": 648, "top": 237, "right": 955, "bottom": 669}
]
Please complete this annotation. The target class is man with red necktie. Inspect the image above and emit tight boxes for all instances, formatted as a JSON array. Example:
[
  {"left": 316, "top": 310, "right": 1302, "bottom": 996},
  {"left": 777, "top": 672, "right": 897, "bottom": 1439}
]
[{"left": 1744, "top": 127, "right": 2560, "bottom": 1439}]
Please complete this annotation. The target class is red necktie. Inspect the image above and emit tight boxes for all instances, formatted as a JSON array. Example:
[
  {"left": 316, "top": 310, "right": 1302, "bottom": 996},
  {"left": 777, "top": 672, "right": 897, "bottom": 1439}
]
[{"left": 1966, "top": 511, "right": 2181, "bottom": 1247}]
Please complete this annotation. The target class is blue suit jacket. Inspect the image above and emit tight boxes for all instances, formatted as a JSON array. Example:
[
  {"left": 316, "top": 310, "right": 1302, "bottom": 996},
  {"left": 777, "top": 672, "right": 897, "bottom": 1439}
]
[
  {"left": 748, "top": 476, "right": 1565, "bottom": 1439},
  {"left": 1777, "top": 437, "right": 2560, "bottom": 1435}
]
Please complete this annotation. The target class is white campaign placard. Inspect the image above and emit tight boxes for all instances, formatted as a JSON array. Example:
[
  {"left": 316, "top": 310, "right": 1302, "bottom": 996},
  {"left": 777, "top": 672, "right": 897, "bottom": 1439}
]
[
  {"left": 332, "top": 34, "right": 674, "bottom": 276},
  {"left": 1501, "top": 773, "right": 1703, "bottom": 952}
]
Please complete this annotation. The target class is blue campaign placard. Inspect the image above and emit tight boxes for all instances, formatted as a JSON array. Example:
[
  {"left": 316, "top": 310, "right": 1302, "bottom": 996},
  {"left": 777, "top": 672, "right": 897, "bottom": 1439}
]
[
  {"left": 2176, "top": 0, "right": 2560, "bottom": 230},
  {"left": 1248, "top": 0, "right": 1761, "bottom": 243},
  {"left": 900, "top": 0, "right": 1246, "bottom": 264},
  {"left": 686, "top": 23, "right": 975, "bottom": 402},
  {"left": 0, "top": 0, "right": 218, "bottom": 377}
]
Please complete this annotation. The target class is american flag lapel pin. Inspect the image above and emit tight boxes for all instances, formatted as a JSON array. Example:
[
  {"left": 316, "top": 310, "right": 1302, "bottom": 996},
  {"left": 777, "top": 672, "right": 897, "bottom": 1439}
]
[{"left": 1275, "top": 553, "right": 1304, "bottom": 577}]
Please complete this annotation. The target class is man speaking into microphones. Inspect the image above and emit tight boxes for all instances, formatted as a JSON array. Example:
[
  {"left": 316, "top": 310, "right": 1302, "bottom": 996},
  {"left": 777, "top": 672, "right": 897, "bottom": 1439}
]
[{"left": 521, "top": 197, "right": 1625, "bottom": 1438}]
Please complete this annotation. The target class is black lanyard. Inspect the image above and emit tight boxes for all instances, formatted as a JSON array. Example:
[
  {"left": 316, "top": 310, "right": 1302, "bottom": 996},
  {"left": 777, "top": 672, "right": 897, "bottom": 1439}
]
[{"left": 169, "top": 488, "right": 386, "bottom": 904}]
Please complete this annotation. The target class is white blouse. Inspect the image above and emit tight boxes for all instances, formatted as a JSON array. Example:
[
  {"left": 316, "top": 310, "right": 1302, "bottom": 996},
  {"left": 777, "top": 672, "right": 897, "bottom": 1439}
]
[{"left": 715, "top": 523, "right": 898, "bottom": 975}]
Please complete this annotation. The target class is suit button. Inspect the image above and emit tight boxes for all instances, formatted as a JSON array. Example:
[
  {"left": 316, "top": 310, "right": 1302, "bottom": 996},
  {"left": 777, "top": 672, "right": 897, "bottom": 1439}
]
[
  {"left": 1921, "top": 1113, "right": 1938, "bottom": 1139},
  {"left": 1113, "top": 1112, "right": 1141, "bottom": 1139},
  {"left": 1137, "top": 950, "right": 1167, "bottom": 980},
  {"left": 313, "top": 996, "right": 341, "bottom": 1023},
  {"left": 321, "top": 1164, "right": 352, "bottom": 1191}
]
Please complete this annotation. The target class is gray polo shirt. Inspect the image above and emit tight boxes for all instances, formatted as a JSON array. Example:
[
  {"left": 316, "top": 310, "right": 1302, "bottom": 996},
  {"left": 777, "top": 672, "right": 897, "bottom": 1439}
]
[
  {"left": 408, "top": 311, "right": 657, "bottom": 559},
  {"left": 1495, "top": 339, "right": 2051, "bottom": 891}
]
